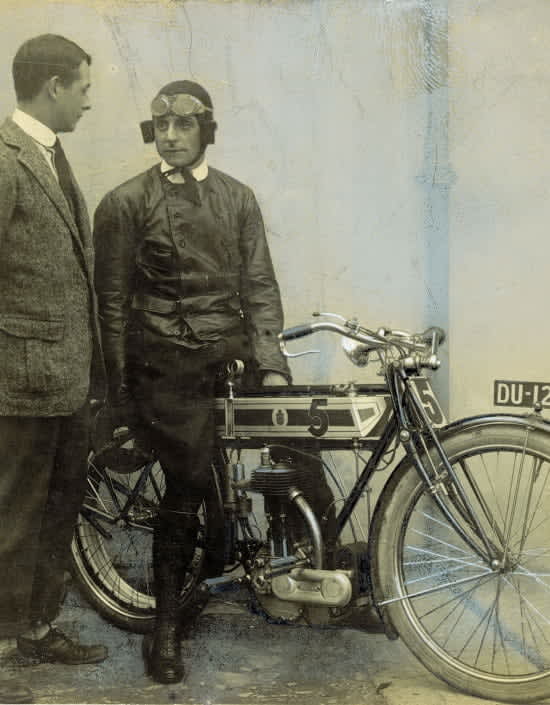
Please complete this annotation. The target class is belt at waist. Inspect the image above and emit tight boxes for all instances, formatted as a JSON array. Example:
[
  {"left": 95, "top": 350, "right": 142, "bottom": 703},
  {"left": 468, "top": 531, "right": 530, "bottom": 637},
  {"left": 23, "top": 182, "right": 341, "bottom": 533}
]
[{"left": 131, "top": 291, "right": 237, "bottom": 314}]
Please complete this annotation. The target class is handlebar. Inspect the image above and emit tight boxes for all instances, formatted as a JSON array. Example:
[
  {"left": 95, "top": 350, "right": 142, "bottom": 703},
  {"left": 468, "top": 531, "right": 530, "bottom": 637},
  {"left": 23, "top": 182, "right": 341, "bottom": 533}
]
[
  {"left": 279, "top": 315, "right": 446, "bottom": 372},
  {"left": 281, "top": 323, "right": 316, "bottom": 341},
  {"left": 281, "top": 321, "right": 387, "bottom": 347}
]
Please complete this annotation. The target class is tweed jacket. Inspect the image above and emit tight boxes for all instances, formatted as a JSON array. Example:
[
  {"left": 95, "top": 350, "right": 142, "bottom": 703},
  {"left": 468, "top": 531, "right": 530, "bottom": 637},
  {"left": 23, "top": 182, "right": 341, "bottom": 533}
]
[
  {"left": 0, "top": 118, "right": 104, "bottom": 416},
  {"left": 94, "top": 164, "right": 291, "bottom": 399}
]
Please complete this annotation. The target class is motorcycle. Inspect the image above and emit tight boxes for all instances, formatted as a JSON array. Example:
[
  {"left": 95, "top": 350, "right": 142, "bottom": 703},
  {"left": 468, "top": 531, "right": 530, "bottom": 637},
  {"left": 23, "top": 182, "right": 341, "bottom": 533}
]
[{"left": 72, "top": 312, "right": 550, "bottom": 703}]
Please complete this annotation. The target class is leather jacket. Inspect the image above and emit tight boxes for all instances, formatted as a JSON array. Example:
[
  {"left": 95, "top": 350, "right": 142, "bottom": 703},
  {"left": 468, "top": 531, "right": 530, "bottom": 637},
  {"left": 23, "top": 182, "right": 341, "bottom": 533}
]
[{"left": 93, "top": 164, "right": 291, "bottom": 400}]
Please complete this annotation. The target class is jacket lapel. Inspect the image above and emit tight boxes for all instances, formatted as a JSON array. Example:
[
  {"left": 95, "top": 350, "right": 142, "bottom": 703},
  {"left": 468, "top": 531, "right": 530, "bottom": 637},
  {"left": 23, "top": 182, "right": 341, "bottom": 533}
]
[{"left": 0, "top": 118, "right": 90, "bottom": 278}]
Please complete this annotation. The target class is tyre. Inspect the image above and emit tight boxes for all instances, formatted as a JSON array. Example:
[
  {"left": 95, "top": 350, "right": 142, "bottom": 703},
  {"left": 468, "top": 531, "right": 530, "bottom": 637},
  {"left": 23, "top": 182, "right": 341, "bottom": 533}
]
[
  {"left": 373, "top": 420, "right": 550, "bottom": 703},
  {"left": 70, "top": 442, "right": 208, "bottom": 633}
]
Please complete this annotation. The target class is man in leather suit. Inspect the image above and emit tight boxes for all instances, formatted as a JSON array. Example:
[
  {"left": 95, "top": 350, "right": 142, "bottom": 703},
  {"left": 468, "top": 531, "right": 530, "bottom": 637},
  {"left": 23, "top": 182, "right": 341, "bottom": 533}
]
[{"left": 93, "top": 80, "right": 335, "bottom": 684}]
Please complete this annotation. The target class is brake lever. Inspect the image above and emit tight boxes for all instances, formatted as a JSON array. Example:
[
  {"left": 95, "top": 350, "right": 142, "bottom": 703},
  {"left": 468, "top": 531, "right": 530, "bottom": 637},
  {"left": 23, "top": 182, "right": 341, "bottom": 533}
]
[{"left": 314, "top": 311, "right": 347, "bottom": 323}]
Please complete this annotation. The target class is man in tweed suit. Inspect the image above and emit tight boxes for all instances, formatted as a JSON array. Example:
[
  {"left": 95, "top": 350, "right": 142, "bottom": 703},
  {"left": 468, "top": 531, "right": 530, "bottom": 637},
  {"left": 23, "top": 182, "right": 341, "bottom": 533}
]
[{"left": 0, "top": 34, "right": 107, "bottom": 704}]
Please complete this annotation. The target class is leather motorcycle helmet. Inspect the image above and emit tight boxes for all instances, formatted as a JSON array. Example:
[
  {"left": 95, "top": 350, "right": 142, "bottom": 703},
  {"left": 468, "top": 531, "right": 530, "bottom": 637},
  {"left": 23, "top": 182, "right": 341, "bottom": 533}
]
[{"left": 140, "top": 80, "right": 217, "bottom": 150}]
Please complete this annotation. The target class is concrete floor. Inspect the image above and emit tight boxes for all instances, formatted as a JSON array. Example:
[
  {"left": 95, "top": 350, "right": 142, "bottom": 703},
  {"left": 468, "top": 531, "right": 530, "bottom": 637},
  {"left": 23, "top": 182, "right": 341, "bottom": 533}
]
[{"left": 2, "top": 588, "right": 550, "bottom": 705}]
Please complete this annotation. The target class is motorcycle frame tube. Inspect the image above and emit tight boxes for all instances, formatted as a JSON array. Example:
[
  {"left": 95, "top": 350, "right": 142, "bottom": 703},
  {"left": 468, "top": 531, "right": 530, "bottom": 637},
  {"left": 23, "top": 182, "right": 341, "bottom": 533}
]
[
  {"left": 333, "top": 360, "right": 410, "bottom": 536},
  {"left": 335, "top": 414, "right": 399, "bottom": 536}
]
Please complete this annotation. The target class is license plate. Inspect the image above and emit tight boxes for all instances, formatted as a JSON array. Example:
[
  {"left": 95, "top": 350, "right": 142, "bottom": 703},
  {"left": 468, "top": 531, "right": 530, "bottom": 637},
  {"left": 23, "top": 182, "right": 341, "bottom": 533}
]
[
  {"left": 410, "top": 377, "right": 447, "bottom": 427},
  {"left": 494, "top": 380, "right": 550, "bottom": 409}
]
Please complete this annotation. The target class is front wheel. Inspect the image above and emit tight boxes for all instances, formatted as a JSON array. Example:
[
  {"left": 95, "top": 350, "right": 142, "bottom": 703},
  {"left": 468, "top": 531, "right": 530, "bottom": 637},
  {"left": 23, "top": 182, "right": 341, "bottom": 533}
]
[{"left": 373, "top": 421, "right": 550, "bottom": 703}]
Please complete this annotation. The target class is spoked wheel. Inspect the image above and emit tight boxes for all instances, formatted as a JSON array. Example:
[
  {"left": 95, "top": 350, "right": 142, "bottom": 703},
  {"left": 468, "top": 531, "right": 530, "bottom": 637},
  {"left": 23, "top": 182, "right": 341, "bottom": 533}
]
[
  {"left": 70, "top": 442, "right": 208, "bottom": 633},
  {"left": 373, "top": 422, "right": 550, "bottom": 703}
]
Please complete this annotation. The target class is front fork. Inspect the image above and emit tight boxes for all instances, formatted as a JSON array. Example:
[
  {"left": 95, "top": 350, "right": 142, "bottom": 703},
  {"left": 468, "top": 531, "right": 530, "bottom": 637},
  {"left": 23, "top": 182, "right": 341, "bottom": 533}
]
[{"left": 391, "top": 365, "right": 500, "bottom": 565}]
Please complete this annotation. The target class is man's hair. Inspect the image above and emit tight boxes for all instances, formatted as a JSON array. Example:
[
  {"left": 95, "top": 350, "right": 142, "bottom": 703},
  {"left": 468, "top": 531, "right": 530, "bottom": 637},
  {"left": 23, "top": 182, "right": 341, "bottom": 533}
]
[{"left": 12, "top": 34, "right": 91, "bottom": 102}]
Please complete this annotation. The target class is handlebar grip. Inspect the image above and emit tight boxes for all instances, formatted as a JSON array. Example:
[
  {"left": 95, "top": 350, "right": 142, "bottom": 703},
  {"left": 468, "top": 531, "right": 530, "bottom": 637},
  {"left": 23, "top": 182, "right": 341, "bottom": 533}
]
[
  {"left": 421, "top": 326, "right": 446, "bottom": 346},
  {"left": 280, "top": 324, "right": 314, "bottom": 341}
]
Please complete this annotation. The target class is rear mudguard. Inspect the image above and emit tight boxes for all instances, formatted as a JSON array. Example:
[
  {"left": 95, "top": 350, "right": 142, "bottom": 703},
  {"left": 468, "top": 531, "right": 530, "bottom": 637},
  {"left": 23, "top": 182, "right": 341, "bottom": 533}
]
[{"left": 367, "top": 411, "right": 550, "bottom": 639}]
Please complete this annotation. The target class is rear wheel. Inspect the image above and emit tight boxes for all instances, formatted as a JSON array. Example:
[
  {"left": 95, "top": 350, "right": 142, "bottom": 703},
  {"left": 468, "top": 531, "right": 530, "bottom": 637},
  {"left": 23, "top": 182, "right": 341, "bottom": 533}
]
[
  {"left": 70, "top": 442, "right": 208, "bottom": 633},
  {"left": 374, "top": 422, "right": 550, "bottom": 702}
]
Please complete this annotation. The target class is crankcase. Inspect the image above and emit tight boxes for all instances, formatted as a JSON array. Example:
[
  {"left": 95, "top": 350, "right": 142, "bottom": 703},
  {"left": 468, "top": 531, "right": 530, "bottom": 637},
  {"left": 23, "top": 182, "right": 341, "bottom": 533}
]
[{"left": 271, "top": 568, "right": 353, "bottom": 607}]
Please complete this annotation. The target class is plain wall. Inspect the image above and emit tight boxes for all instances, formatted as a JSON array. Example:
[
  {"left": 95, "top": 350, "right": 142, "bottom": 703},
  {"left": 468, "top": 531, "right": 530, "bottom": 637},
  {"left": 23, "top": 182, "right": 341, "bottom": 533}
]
[{"left": 448, "top": 0, "right": 550, "bottom": 418}]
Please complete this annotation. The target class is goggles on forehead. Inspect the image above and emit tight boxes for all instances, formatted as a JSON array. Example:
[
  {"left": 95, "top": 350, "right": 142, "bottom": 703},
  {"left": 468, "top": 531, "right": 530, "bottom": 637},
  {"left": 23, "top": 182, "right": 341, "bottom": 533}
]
[{"left": 151, "top": 93, "right": 213, "bottom": 118}]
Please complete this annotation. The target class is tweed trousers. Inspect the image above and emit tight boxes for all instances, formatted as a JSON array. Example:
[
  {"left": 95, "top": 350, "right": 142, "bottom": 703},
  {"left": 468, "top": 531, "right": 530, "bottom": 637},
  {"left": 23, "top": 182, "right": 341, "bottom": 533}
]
[{"left": 0, "top": 403, "right": 90, "bottom": 637}]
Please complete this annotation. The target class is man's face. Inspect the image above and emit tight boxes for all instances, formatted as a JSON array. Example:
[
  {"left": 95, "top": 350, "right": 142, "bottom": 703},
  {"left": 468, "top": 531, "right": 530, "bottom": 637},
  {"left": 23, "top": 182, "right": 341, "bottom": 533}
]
[
  {"left": 55, "top": 60, "right": 91, "bottom": 132},
  {"left": 154, "top": 114, "right": 202, "bottom": 168}
]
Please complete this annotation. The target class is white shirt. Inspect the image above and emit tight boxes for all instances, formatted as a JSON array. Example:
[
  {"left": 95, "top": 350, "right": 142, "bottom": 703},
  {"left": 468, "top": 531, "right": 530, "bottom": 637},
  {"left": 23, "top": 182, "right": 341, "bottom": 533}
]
[
  {"left": 160, "top": 157, "right": 208, "bottom": 184},
  {"left": 12, "top": 108, "right": 58, "bottom": 180}
]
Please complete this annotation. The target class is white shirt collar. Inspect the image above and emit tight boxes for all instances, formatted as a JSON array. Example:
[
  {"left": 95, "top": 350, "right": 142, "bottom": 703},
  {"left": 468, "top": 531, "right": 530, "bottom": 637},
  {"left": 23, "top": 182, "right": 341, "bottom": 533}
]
[
  {"left": 12, "top": 108, "right": 56, "bottom": 148},
  {"left": 160, "top": 157, "right": 208, "bottom": 182}
]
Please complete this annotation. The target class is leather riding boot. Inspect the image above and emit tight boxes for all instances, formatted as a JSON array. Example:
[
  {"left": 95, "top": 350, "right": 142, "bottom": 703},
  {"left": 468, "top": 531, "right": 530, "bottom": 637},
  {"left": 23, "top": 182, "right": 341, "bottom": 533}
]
[
  {"left": 147, "top": 516, "right": 197, "bottom": 684},
  {"left": 148, "top": 618, "right": 183, "bottom": 685}
]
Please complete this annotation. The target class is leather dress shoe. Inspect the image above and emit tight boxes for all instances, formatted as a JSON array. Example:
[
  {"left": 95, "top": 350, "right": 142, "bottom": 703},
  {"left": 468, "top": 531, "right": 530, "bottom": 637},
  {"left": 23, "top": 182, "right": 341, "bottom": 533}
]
[
  {"left": 0, "top": 678, "right": 33, "bottom": 703},
  {"left": 17, "top": 627, "right": 108, "bottom": 665},
  {"left": 144, "top": 624, "right": 184, "bottom": 684}
]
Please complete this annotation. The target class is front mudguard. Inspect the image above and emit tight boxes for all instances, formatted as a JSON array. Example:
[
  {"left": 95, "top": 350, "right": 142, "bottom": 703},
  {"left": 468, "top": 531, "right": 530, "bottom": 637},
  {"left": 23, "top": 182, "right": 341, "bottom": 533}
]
[{"left": 367, "top": 410, "right": 550, "bottom": 639}]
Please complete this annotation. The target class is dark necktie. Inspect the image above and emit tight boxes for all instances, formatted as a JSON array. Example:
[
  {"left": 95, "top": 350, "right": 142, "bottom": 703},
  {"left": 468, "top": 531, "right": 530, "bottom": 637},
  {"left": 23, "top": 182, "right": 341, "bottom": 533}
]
[
  {"left": 53, "top": 138, "right": 77, "bottom": 214},
  {"left": 163, "top": 166, "right": 201, "bottom": 205}
]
